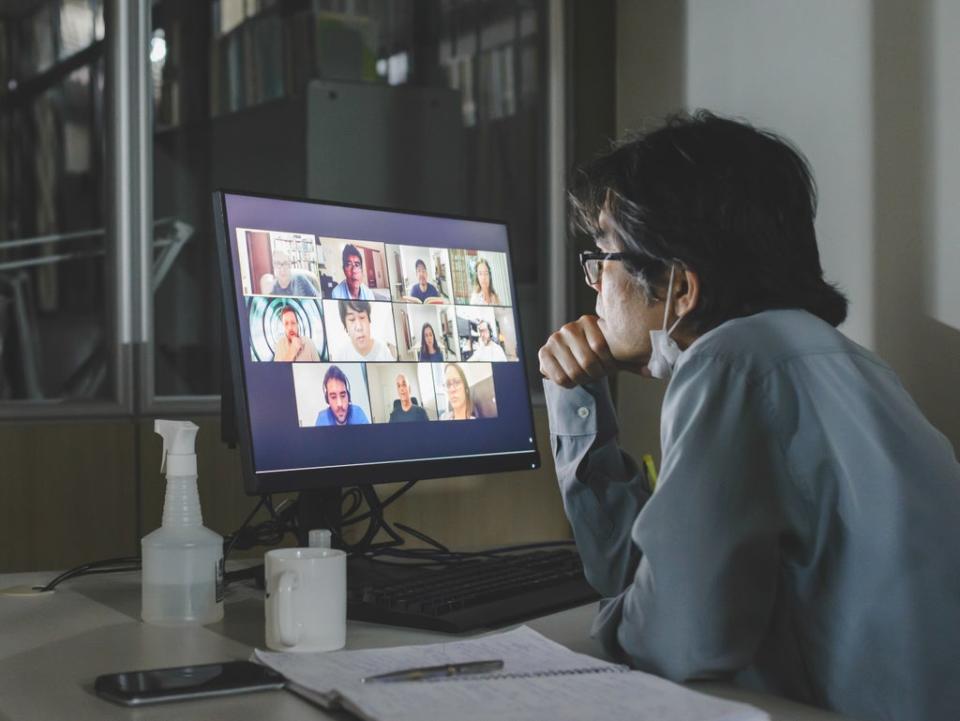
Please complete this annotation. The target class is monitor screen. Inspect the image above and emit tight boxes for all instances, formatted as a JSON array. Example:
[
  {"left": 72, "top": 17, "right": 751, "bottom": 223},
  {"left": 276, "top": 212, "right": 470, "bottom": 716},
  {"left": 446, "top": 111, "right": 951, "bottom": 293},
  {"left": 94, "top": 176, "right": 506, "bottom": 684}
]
[{"left": 214, "top": 191, "right": 541, "bottom": 494}]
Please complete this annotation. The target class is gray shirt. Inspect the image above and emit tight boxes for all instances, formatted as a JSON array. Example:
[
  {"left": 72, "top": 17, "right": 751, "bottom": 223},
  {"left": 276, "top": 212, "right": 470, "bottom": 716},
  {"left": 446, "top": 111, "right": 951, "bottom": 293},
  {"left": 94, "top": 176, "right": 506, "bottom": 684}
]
[
  {"left": 544, "top": 309, "right": 960, "bottom": 721},
  {"left": 272, "top": 274, "right": 318, "bottom": 297}
]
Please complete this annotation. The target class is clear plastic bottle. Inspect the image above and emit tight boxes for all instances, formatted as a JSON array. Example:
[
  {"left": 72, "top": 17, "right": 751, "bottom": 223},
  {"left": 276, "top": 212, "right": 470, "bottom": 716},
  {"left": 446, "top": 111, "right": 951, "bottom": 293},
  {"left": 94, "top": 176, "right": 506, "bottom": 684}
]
[{"left": 141, "top": 420, "right": 224, "bottom": 626}]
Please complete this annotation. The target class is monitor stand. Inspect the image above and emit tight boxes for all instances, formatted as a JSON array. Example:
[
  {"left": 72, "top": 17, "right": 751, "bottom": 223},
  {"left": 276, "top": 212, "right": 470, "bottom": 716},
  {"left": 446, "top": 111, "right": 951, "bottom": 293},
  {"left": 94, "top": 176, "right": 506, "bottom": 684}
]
[{"left": 295, "top": 488, "right": 342, "bottom": 547}]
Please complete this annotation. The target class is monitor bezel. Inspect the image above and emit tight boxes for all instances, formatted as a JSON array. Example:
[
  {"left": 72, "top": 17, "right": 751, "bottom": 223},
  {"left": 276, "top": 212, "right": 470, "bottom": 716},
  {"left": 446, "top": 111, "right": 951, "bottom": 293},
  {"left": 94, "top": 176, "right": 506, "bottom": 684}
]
[{"left": 213, "top": 189, "right": 542, "bottom": 495}]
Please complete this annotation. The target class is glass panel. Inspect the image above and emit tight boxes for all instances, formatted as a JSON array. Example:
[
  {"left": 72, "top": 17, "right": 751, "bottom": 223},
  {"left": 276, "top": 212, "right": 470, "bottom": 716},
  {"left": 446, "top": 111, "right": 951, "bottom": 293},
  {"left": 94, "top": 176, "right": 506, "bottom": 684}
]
[
  {"left": 58, "top": 0, "right": 95, "bottom": 60},
  {"left": 0, "top": 0, "right": 113, "bottom": 403},
  {"left": 151, "top": 0, "right": 549, "bottom": 399}
]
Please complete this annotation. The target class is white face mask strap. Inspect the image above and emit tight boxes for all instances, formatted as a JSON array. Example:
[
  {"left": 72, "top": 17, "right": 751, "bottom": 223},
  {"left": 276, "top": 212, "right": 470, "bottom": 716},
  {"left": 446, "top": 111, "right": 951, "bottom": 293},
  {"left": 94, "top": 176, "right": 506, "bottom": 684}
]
[
  {"left": 661, "top": 265, "right": 676, "bottom": 330},
  {"left": 667, "top": 312, "right": 684, "bottom": 336}
]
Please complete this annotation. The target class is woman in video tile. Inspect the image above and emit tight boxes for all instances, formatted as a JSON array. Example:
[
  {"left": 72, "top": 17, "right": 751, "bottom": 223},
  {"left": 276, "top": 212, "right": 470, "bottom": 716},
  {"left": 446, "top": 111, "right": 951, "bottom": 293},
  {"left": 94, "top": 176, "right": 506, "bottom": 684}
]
[
  {"left": 440, "top": 363, "right": 476, "bottom": 420},
  {"left": 418, "top": 322, "right": 445, "bottom": 362},
  {"left": 469, "top": 258, "right": 501, "bottom": 306}
]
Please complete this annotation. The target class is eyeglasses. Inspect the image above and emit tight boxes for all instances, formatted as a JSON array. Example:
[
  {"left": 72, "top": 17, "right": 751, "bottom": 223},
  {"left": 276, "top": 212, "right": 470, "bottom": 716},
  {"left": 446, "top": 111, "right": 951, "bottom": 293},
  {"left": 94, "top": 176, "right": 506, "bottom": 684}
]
[
  {"left": 344, "top": 260, "right": 363, "bottom": 270},
  {"left": 578, "top": 251, "right": 656, "bottom": 287}
]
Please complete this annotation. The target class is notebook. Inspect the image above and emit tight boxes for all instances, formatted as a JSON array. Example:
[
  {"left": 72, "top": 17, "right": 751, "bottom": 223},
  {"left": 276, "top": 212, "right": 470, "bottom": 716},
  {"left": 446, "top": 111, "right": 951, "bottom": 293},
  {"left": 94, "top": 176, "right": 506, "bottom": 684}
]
[{"left": 254, "top": 626, "right": 769, "bottom": 721}]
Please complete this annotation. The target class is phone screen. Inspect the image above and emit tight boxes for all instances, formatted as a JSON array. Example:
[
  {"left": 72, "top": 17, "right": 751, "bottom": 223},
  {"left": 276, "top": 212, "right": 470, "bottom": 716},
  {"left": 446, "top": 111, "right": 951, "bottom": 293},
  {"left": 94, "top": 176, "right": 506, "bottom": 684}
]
[{"left": 95, "top": 661, "right": 285, "bottom": 706}]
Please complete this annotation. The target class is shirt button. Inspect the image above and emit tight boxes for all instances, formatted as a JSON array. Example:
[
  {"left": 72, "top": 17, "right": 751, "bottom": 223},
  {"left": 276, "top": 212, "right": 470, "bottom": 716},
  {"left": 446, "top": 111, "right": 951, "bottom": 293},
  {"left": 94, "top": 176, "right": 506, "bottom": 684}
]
[{"left": 577, "top": 406, "right": 590, "bottom": 419}]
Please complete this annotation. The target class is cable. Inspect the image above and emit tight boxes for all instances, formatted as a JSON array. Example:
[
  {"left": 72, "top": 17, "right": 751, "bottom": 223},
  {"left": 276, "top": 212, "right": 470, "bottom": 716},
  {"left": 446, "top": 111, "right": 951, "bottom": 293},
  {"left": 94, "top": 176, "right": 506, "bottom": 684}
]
[
  {"left": 340, "top": 481, "right": 417, "bottom": 526},
  {"left": 222, "top": 495, "right": 268, "bottom": 561},
  {"left": 393, "top": 522, "right": 449, "bottom": 553},
  {"left": 36, "top": 556, "right": 141, "bottom": 593},
  {"left": 340, "top": 487, "right": 363, "bottom": 519},
  {"left": 216, "top": 484, "right": 578, "bottom": 585}
]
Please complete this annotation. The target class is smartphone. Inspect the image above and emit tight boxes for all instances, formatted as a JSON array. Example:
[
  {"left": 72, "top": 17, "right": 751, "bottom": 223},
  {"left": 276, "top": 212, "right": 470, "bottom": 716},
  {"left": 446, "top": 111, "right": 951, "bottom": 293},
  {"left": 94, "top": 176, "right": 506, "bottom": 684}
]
[{"left": 94, "top": 660, "right": 286, "bottom": 706}]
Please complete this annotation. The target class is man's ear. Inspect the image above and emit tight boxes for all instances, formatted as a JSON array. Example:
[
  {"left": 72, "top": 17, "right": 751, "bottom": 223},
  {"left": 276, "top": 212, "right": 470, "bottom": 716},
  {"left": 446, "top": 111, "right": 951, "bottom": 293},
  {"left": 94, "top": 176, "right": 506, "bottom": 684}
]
[{"left": 675, "top": 268, "right": 700, "bottom": 318}]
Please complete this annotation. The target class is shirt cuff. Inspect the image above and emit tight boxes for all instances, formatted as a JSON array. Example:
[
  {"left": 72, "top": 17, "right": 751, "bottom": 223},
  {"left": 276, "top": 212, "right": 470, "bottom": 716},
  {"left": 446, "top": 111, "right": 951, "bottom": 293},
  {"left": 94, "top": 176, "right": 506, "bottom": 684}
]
[{"left": 543, "top": 378, "right": 618, "bottom": 440}]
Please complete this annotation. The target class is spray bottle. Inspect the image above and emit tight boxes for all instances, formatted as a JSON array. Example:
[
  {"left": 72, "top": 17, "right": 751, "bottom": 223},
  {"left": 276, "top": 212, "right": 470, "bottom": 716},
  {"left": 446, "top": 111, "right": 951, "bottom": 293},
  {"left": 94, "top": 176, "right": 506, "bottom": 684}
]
[{"left": 141, "top": 420, "right": 224, "bottom": 625}]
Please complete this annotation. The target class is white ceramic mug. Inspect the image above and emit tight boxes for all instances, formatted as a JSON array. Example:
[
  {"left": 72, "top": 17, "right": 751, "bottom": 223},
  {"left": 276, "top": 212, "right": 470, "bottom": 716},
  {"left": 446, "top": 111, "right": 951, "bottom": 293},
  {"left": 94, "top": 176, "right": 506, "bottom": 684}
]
[{"left": 264, "top": 547, "right": 346, "bottom": 652}]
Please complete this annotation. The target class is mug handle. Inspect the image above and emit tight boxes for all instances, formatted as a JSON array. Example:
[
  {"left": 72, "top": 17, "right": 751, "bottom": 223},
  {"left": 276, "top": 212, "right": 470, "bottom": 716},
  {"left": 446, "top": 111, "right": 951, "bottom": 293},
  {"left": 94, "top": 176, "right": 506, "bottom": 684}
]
[{"left": 275, "top": 570, "right": 300, "bottom": 647}]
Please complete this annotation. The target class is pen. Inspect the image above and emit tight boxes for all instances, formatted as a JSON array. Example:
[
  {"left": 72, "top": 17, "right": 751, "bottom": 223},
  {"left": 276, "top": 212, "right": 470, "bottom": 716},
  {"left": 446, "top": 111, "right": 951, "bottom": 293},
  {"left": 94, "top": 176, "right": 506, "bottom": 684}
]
[{"left": 361, "top": 659, "right": 504, "bottom": 683}]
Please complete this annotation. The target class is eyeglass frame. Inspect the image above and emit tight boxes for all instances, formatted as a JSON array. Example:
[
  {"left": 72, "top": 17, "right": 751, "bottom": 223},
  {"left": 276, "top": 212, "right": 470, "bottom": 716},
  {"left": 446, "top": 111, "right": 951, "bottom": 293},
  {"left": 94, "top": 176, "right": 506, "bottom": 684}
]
[{"left": 579, "top": 250, "right": 657, "bottom": 287}]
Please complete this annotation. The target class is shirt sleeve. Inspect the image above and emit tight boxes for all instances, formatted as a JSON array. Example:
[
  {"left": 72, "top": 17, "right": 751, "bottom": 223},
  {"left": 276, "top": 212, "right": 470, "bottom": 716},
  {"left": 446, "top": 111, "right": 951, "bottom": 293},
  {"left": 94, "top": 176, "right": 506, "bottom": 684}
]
[
  {"left": 543, "top": 378, "right": 651, "bottom": 597},
  {"left": 591, "top": 355, "right": 785, "bottom": 682}
]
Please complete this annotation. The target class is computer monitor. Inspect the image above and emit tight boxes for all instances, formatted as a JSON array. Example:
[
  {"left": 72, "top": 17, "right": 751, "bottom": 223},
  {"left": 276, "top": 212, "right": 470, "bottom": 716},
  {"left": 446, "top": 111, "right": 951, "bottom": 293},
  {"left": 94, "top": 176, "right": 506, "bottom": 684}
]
[{"left": 213, "top": 191, "right": 541, "bottom": 496}]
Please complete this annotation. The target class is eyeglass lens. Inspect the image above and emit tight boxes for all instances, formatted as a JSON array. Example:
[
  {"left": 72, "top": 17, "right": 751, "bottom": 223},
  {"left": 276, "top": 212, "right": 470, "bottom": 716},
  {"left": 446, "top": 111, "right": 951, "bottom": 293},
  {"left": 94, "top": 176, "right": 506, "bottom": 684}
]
[{"left": 584, "top": 258, "right": 602, "bottom": 285}]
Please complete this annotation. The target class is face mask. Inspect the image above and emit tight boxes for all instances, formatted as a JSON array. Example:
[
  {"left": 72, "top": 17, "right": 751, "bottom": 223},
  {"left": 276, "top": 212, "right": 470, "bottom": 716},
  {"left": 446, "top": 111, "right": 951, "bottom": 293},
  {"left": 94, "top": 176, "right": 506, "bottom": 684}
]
[{"left": 647, "top": 265, "right": 685, "bottom": 380}]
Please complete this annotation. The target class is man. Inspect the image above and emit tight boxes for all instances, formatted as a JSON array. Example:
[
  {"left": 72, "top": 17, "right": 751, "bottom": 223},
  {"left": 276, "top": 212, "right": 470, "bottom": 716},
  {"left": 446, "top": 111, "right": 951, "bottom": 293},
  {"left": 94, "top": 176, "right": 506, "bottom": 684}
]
[
  {"left": 469, "top": 320, "right": 507, "bottom": 362},
  {"left": 266, "top": 249, "right": 318, "bottom": 297},
  {"left": 330, "top": 244, "right": 375, "bottom": 300},
  {"left": 388, "top": 373, "right": 429, "bottom": 423},
  {"left": 409, "top": 258, "right": 441, "bottom": 301},
  {"left": 315, "top": 365, "right": 369, "bottom": 426},
  {"left": 336, "top": 299, "right": 395, "bottom": 361},
  {"left": 538, "top": 112, "right": 960, "bottom": 721},
  {"left": 273, "top": 306, "right": 320, "bottom": 362}
]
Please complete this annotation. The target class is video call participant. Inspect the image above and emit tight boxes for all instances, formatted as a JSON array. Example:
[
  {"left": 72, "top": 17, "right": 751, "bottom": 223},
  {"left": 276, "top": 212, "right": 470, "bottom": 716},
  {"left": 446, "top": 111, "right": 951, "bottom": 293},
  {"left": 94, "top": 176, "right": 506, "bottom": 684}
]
[
  {"left": 409, "top": 259, "right": 441, "bottom": 301},
  {"left": 388, "top": 373, "right": 429, "bottom": 423},
  {"left": 337, "top": 299, "right": 396, "bottom": 361},
  {"left": 273, "top": 306, "right": 321, "bottom": 362},
  {"left": 469, "top": 258, "right": 501, "bottom": 305},
  {"left": 418, "top": 322, "right": 444, "bottom": 361},
  {"left": 538, "top": 112, "right": 960, "bottom": 721},
  {"left": 440, "top": 363, "right": 476, "bottom": 420},
  {"left": 315, "top": 365, "right": 369, "bottom": 426},
  {"left": 469, "top": 320, "right": 507, "bottom": 362},
  {"left": 331, "top": 244, "right": 376, "bottom": 300},
  {"left": 265, "top": 249, "right": 318, "bottom": 297}
]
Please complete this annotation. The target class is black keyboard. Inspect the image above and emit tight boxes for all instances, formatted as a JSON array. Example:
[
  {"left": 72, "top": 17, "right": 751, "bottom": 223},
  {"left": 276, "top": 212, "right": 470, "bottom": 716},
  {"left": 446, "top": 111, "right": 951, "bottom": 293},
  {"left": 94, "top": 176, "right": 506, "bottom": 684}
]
[{"left": 346, "top": 548, "right": 600, "bottom": 633}]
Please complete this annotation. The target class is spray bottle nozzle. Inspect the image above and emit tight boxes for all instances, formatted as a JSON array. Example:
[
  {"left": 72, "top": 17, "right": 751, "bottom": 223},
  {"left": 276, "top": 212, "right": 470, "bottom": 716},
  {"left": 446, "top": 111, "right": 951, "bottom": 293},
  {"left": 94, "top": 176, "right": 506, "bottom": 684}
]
[{"left": 155, "top": 420, "right": 199, "bottom": 474}]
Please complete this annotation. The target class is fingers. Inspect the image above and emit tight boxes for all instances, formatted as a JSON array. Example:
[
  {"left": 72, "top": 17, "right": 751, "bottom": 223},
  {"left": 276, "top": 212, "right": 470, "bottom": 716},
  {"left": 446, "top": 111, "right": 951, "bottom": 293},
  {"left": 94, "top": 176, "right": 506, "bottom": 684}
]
[
  {"left": 577, "top": 315, "right": 616, "bottom": 368},
  {"left": 538, "top": 315, "right": 616, "bottom": 388}
]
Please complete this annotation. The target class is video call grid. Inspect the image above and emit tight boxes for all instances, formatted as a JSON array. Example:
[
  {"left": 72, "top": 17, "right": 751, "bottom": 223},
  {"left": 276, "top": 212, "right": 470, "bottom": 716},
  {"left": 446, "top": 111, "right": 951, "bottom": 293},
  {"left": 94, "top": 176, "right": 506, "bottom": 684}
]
[{"left": 235, "top": 228, "right": 520, "bottom": 427}]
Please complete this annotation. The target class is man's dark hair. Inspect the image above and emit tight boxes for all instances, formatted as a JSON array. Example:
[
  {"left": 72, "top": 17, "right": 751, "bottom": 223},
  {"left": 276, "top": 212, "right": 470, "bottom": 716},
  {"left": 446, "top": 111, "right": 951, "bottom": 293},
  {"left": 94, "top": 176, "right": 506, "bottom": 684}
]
[
  {"left": 342, "top": 244, "right": 363, "bottom": 268},
  {"left": 415, "top": 258, "right": 427, "bottom": 271},
  {"left": 338, "top": 298, "right": 372, "bottom": 327},
  {"left": 279, "top": 305, "right": 297, "bottom": 318},
  {"left": 569, "top": 110, "right": 848, "bottom": 333},
  {"left": 323, "top": 365, "right": 350, "bottom": 402}
]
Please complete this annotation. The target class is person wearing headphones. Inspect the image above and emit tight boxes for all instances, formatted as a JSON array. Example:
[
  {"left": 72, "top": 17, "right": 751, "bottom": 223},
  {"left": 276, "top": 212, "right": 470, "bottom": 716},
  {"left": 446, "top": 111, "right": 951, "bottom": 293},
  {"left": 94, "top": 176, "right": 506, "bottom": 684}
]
[
  {"left": 315, "top": 365, "right": 369, "bottom": 426},
  {"left": 538, "top": 112, "right": 960, "bottom": 721}
]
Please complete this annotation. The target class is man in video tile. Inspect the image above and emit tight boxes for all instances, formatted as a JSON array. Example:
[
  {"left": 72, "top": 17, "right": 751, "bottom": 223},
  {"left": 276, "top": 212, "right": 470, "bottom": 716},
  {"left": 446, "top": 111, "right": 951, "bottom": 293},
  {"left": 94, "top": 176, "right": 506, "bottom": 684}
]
[
  {"left": 469, "top": 320, "right": 507, "bottom": 362},
  {"left": 268, "top": 249, "right": 318, "bottom": 297},
  {"left": 315, "top": 365, "right": 369, "bottom": 426},
  {"left": 409, "top": 258, "right": 441, "bottom": 301},
  {"left": 331, "top": 244, "right": 376, "bottom": 300},
  {"left": 337, "top": 299, "right": 396, "bottom": 361},
  {"left": 389, "top": 373, "right": 429, "bottom": 423},
  {"left": 273, "top": 306, "right": 320, "bottom": 362}
]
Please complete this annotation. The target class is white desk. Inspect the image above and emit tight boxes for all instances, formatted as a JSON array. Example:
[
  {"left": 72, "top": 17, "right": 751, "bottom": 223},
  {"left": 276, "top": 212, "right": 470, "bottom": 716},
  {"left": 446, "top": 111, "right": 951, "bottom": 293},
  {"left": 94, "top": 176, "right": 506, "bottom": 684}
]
[{"left": 0, "top": 570, "right": 850, "bottom": 721}]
